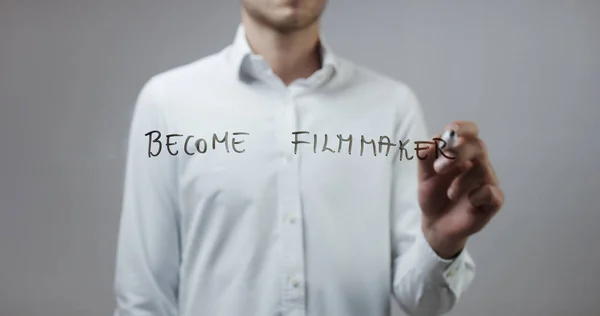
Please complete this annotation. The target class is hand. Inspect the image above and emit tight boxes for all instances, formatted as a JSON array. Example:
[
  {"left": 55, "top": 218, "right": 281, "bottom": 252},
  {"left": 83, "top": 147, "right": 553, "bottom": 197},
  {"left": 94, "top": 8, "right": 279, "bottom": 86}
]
[{"left": 418, "top": 121, "right": 504, "bottom": 259}]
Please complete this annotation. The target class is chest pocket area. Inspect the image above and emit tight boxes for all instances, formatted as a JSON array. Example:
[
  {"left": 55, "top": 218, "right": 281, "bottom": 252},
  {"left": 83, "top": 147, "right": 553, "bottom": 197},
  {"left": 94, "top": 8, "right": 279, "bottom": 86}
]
[
  {"left": 180, "top": 153, "right": 248, "bottom": 209},
  {"left": 177, "top": 138, "right": 275, "bottom": 216}
]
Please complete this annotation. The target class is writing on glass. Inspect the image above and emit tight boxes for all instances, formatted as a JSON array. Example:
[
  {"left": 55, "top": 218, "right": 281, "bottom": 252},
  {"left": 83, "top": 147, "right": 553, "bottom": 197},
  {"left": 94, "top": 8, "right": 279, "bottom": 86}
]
[{"left": 143, "top": 130, "right": 456, "bottom": 160}]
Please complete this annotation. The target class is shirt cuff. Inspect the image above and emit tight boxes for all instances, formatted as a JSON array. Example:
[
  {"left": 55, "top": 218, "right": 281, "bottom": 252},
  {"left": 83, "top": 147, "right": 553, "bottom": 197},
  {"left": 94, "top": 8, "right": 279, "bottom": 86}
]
[{"left": 413, "top": 228, "right": 476, "bottom": 294}]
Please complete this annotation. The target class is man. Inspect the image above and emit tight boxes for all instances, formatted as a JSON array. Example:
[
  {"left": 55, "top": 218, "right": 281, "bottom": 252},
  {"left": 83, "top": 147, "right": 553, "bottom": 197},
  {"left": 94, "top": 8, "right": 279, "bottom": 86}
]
[{"left": 113, "top": 0, "right": 504, "bottom": 315}]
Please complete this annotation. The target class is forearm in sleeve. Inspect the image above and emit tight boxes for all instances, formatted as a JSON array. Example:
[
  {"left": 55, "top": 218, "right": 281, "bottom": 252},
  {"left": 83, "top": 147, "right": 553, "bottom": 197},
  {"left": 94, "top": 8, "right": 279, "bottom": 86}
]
[{"left": 113, "top": 78, "right": 180, "bottom": 316}]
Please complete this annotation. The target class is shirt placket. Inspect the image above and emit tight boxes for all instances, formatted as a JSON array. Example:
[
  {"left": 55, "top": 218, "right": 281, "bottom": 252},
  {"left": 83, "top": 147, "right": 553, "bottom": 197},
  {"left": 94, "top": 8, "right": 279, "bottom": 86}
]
[{"left": 277, "top": 85, "right": 307, "bottom": 316}]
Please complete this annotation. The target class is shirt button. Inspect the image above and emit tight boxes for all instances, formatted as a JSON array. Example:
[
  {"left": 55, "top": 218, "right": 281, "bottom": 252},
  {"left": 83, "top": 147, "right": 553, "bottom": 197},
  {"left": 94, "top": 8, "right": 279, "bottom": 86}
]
[
  {"left": 291, "top": 279, "right": 300, "bottom": 288},
  {"left": 289, "top": 216, "right": 297, "bottom": 224}
]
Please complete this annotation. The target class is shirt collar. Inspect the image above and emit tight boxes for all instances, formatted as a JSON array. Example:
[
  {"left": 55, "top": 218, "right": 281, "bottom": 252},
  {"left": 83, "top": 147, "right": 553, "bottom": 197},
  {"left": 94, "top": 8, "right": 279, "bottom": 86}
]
[{"left": 228, "top": 24, "right": 339, "bottom": 82}]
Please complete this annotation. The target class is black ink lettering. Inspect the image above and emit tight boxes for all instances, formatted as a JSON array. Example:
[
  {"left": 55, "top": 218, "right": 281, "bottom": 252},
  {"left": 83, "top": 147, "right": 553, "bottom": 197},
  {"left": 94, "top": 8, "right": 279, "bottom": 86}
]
[
  {"left": 291, "top": 131, "right": 310, "bottom": 154},
  {"left": 414, "top": 141, "right": 434, "bottom": 160},
  {"left": 232, "top": 132, "right": 249, "bottom": 153},
  {"left": 378, "top": 136, "right": 396, "bottom": 156},
  {"left": 337, "top": 134, "right": 353, "bottom": 155},
  {"left": 145, "top": 130, "right": 162, "bottom": 157},
  {"left": 313, "top": 134, "right": 317, "bottom": 153},
  {"left": 166, "top": 134, "right": 183, "bottom": 156},
  {"left": 322, "top": 134, "right": 335, "bottom": 153},
  {"left": 398, "top": 139, "right": 413, "bottom": 160},
  {"left": 184, "top": 135, "right": 195, "bottom": 155},
  {"left": 360, "top": 135, "right": 376, "bottom": 156},
  {"left": 432, "top": 137, "right": 456, "bottom": 159},
  {"left": 212, "top": 132, "right": 229, "bottom": 153},
  {"left": 195, "top": 138, "right": 207, "bottom": 153}
]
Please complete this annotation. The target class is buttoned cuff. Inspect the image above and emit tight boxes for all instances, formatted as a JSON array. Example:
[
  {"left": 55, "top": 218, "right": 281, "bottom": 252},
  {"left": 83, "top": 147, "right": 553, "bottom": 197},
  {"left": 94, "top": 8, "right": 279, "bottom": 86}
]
[{"left": 413, "top": 229, "right": 476, "bottom": 295}]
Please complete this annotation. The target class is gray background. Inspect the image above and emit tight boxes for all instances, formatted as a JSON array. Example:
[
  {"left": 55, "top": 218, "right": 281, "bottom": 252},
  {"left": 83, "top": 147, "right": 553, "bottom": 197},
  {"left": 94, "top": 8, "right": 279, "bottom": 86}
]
[{"left": 1, "top": 0, "right": 599, "bottom": 315}]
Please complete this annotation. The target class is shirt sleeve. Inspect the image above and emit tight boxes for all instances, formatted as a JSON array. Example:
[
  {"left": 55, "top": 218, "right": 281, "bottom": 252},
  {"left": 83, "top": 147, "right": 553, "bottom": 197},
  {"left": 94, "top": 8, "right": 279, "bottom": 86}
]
[
  {"left": 113, "top": 77, "right": 181, "bottom": 316},
  {"left": 390, "top": 87, "right": 476, "bottom": 316}
]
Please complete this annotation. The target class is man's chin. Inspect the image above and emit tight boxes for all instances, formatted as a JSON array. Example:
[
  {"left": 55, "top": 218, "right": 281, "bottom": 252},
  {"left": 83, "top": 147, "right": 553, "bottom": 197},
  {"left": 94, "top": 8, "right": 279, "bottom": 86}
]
[{"left": 268, "top": 14, "right": 318, "bottom": 33}]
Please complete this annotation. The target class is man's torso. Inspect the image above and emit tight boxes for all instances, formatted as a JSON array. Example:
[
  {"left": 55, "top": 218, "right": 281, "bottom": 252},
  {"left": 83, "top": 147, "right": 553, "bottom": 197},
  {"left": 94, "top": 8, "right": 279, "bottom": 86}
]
[{"left": 147, "top": 46, "right": 419, "bottom": 316}]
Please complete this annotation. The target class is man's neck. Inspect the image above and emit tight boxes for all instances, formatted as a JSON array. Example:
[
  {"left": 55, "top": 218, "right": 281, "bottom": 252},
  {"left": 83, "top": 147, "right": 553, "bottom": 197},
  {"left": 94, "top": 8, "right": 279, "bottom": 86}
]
[{"left": 241, "top": 14, "right": 322, "bottom": 86}]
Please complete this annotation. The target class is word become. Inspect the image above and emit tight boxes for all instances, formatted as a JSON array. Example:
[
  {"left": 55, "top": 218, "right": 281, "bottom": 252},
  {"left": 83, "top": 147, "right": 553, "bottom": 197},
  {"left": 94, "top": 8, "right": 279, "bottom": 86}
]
[
  {"left": 291, "top": 131, "right": 454, "bottom": 160},
  {"left": 144, "top": 130, "right": 249, "bottom": 157},
  {"left": 144, "top": 130, "right": 456, "bottom": 161}
]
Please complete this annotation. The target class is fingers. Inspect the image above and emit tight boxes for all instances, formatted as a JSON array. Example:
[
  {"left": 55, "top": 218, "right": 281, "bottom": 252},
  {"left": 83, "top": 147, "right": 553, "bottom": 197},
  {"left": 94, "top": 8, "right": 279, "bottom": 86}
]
[
  {"left": 468, "top": 184, "right": 504, "bottom": 212},
  {"left": 486, "top": 161, "right": 499, "bottom": 185},
  {"left": 417, "top": 128, "right": 477, "bottom": 181},
  {"left": 447, "top": 163, "right": 486, "bottom": 200},
  {"left": 419, "top": 121, "right": 495, "bottom": 187},
  {"left": 446, "top": 120, "right": 479, "bottom": 139},
  {"left": 434, "top": 137, "right": 487, "bottom": 174}
]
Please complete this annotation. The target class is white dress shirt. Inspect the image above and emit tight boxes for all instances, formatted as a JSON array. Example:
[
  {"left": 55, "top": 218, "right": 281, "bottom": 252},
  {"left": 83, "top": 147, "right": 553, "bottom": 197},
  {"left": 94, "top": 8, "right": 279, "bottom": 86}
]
[{"left": 113, "top": 25, "right": 475, "bottom": 316}]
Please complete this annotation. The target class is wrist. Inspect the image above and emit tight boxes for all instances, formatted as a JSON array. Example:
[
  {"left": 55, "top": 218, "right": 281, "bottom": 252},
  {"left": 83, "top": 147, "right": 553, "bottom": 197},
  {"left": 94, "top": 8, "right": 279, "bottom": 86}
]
[{"left": 422, "top": 226, "right": 467, "bottom": 259}]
